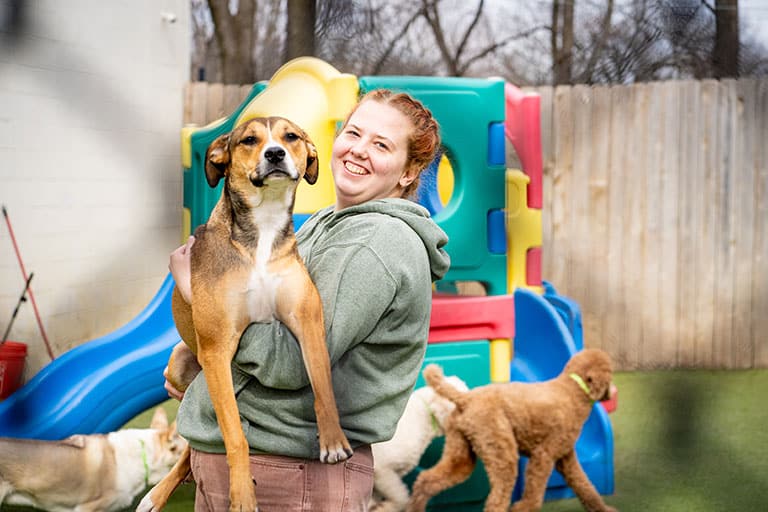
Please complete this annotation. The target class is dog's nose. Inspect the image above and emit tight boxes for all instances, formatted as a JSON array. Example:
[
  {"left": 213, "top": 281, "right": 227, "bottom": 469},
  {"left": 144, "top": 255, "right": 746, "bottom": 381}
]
[{"left": 265, "top": 146, "right": 286, "bottom": 164}]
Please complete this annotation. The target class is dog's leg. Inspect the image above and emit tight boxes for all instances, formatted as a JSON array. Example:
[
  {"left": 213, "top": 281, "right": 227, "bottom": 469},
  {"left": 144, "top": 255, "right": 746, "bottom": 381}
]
[
  {"left": 406, "top": 426, "right": 476, "bottom": 512},
  {"left": 371, "top": 469, "right": 411, "bottom": 512},
  {"left": 277, "top": 270, "right": 352, "bottom": 463},
  {"left": 510, "top": 451, "right": 555, "bottom": 512},
  {"left": 137, "top": 446, "right": 192, "bottom": 512},
  {"left": 556, "top": 451, "right": 617, "bottom": 512},
  {"left": 467, "top": 418, "right": 519, "bottom": 512},
  {"left": 197, "top": 331, "right": 258, "bottom": 512}
]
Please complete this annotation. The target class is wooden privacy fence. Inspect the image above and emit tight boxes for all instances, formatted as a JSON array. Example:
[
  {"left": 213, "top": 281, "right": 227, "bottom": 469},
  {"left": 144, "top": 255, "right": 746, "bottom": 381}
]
[
  {"left": 183, "top": 79, "right": 768, "bottom": 370},
  {"left": 532, "top": 79, "right": 767, "bottom": 370}
]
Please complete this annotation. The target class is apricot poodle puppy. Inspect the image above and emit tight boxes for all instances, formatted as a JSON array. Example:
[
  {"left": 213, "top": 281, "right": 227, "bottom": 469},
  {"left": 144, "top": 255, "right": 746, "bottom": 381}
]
[{"left": 407, "top": 349, "right": 617, "bottom": 512}]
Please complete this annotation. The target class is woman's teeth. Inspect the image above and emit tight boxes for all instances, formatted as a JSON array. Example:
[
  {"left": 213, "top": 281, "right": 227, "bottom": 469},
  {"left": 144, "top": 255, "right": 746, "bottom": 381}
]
[{"left": 345, "top": 161, "right": 367, "bottom": 175}]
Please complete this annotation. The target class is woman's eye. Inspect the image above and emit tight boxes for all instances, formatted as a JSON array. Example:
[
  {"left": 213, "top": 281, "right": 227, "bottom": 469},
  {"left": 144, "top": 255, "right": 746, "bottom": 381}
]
[{"left": 241, "top": 136, "right": 258, "bottom": 145}]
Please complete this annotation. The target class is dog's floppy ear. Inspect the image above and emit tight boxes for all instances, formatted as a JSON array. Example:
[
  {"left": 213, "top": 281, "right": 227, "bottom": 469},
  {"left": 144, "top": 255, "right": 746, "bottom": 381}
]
[
  {"left": 304, "top": 139, "right": 319, "bottom": 185},
  {"left": 205, "top": 134, "right": 230, "bottom": 188}
]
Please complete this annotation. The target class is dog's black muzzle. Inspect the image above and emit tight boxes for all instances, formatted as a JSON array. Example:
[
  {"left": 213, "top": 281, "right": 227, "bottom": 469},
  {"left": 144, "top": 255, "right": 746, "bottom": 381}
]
[{"left": 251, "top": 146, "right": 297, "bottom": 187}]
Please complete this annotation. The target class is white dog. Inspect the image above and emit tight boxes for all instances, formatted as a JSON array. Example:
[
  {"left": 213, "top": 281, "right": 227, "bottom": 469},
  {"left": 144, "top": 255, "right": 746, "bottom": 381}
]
[
  {"left": 370, "top": 374, "right": 469, "bottom": 512},
  {"left": 0, "top": 407, "right": 186, "bottom": 512}
]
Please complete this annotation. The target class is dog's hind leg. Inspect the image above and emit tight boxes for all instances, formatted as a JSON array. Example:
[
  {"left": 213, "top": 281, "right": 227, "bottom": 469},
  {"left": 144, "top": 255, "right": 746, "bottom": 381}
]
[
  {"left": 406, "top": 427, "right": 476, "bottom": 512},
  {"left": 137, "top": 446, "right": 192, "bottom": 512},
  {"left": 510, "top": 450, "right": 555, "bottom": 512},
  {"left": 197, "top": 340, "right": 258, "bottom": 512},
  {"left": 468, "top": 419, "right": 519, "bottom": 512},
  {"left": 555, "top": 451, "right": 617, "bottom": 512}
]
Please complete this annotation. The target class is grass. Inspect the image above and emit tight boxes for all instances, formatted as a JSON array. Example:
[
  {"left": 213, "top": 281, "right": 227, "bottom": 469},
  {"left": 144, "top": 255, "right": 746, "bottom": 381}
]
[{"left": 5, "top": 370, "right": 767, "bottom": 511}]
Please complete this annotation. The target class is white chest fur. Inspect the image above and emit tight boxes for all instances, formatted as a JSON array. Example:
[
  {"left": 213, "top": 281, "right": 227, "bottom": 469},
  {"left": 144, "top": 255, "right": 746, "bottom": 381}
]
[{"left": 244, "top": 200, "right": 290, "bottom": 322}]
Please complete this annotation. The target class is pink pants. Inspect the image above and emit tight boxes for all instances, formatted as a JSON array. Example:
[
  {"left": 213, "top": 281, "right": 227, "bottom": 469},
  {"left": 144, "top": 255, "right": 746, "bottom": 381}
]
[{"left": 190, "top": 446, "right": 374, "bottom": 512}]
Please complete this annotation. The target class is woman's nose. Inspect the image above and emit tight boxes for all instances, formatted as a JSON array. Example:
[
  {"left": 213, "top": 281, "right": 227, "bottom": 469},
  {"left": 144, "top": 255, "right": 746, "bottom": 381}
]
[{"left": 350, "top": 140, "right": 367, "bottom": 158}]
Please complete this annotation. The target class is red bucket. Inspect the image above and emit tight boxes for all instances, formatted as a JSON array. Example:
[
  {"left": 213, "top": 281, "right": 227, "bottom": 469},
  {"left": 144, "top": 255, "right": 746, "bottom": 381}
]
[{"left": 0, "top": 341, "right": 27, "bottom": 399}]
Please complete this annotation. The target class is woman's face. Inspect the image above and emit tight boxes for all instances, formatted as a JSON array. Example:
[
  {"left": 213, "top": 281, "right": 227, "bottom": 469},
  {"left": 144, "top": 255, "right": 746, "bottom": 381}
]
[{"left": 331, "top": 100, "right": 414, "bottom": 210}]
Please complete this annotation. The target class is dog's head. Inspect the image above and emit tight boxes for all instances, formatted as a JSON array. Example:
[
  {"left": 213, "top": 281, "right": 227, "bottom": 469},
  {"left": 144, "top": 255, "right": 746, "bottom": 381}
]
[
  {"left": 204, "top": 117, "right": 319, "bottom": 190},
  {"left": 147, "top": 407, "right": 187, "bottom": 484},
  {"left": 564, "top": 348, "right": 614, "bottom": 402}
]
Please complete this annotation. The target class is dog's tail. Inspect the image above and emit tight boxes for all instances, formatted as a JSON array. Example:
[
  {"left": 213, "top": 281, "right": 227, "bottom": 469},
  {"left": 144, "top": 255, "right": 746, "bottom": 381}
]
[{"left": 423, "top": 364, "right": 468, "bottom": 411}]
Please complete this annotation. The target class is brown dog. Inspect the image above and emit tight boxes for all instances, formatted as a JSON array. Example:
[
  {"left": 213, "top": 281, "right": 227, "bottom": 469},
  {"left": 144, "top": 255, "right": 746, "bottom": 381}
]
[
  {"left": 138, "top": 117, "right": 352, "bottom": 512},
  {"left": 407, "top": 349, "right": 616, "bottom": 512}
]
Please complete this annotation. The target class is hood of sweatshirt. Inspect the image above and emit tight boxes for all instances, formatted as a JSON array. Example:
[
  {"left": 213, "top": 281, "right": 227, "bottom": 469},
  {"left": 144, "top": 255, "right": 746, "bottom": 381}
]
[{"left": 305, "top": 198, "right": 450, "bottom": 282}]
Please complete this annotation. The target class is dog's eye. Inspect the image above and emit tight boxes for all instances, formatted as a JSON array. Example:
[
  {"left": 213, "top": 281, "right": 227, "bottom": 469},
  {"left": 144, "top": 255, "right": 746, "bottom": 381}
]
[
  {"left": 241, "top": 136, "right": 258, "bottom": 145},
  {"left": 284, "top": 132, "right": 300, "bottom": 142}
]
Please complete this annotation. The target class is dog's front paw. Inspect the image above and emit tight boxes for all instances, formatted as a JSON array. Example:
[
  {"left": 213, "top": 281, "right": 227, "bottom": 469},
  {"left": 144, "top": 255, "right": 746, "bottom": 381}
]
[
  {"left": 136, "top": 493, "right": 160, "bottom": 512},
  {"left": 319, "top": 439, "right": 354, "bottom": 464},
  {"left": 228, "top": 476, "right": 259, "bottom": 512}
]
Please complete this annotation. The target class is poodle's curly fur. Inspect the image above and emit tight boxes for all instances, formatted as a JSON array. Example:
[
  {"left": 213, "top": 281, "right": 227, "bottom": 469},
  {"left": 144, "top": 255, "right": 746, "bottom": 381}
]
[
  {"left": 369, "top": 375, "right": 469, "bottom": 512},
  {"left": 407, "top": 349, "right": 617, "bottom": 512}
]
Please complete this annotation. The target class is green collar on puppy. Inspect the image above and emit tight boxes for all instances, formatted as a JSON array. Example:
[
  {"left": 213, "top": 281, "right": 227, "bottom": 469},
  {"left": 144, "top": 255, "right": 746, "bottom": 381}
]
[
  {"left": 139, "top": 439, "right": 150, "bottom": 487},
  {"left": 569, "top": 373, "right": 593, "bottom": 401}
]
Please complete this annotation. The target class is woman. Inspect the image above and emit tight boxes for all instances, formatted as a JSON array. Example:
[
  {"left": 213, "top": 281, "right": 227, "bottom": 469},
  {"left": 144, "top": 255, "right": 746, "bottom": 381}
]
[{"left": 168, "top": 89, "right": 450, "bottom": 511}]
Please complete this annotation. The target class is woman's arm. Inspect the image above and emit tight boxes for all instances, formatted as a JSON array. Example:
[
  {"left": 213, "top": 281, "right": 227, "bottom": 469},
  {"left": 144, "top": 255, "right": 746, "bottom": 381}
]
[{"left": 169, "top": 235, "right": 195, "bottom": 303}]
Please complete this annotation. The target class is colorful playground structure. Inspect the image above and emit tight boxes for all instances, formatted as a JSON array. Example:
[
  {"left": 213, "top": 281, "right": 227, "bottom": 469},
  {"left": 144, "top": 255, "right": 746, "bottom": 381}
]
[{"left": 0, "top": 58, "right": 614, "bottom": 509}]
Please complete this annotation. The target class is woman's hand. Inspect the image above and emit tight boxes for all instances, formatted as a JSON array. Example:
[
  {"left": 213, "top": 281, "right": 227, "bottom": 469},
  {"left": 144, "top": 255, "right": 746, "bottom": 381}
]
[
  {"left": 163, "top": 366, "right": 185, "bottom": 401},
  {"left": 169, "top": 236, "right": 195, "bottom": 303}
]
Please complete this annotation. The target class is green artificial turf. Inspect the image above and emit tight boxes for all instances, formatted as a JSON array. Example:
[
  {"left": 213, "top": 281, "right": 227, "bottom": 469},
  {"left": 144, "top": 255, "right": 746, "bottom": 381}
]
[
  {"left": 542, "top": 369, "right": 768, "bottom": 511},
  {"left": 4, "top": 370, "right": 767, "bottom": 511}
]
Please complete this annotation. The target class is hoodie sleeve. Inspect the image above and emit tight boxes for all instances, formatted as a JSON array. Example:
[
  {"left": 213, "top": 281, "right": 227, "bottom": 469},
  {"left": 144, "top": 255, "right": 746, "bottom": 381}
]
[{"left": 231, "top": 242, "right": 398, "bottom": 390}]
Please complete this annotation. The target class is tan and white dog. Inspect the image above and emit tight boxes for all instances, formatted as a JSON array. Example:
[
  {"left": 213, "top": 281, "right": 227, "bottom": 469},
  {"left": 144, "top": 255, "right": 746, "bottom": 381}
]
[
  {"left": 0, "top": 407, "right": 185, "bottom": 512},
  {"left": 369, "top": 374, "right": 469, "bottom": 512},
  {"left": 140, "top": 117, "right": 351, "bottom": 512}
]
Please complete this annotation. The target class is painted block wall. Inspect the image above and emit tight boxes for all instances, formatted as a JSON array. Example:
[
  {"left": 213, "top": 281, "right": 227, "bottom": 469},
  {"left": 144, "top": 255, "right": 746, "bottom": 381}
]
[{"left": 0, "top": 0, "right": 190, "bottom": 377}]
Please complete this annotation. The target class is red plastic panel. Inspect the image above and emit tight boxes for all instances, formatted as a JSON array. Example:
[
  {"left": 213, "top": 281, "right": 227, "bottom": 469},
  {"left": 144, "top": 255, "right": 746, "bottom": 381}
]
[{"left": 428, "top": 293, "right": 515, "bottom": 343}]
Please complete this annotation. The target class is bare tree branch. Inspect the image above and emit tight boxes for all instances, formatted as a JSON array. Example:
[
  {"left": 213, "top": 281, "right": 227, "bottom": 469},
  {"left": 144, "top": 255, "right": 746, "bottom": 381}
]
[
  {"left": 455, "top": 0, "right": 485, "bottom": 64},
  {"left": 372, "top": 7, "right": 426, "bottom": 75}
]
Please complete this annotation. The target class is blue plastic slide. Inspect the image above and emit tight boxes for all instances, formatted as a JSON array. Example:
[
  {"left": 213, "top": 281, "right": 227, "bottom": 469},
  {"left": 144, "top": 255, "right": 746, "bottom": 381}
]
[
  {"left": 512, "top": 287, "right": 614, "bottom": 500},
  {"left": 0, "top": 275, "right": 179, "bottom": 440}
]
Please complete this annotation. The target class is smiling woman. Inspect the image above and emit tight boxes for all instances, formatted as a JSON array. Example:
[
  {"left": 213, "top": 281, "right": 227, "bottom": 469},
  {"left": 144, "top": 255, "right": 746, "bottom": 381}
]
[{"left": 165, "top": 89, "right": 450, "bottom": 511}]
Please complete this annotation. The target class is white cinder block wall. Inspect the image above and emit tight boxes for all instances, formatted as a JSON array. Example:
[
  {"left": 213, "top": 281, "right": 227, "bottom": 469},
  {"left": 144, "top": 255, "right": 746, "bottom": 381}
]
[{"left": 0, "top": 0, "right": 190, "bottom": 377}]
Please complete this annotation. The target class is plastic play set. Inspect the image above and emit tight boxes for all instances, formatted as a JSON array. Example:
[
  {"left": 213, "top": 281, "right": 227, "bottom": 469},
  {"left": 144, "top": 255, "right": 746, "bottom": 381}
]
[{"left": 0, "top": 58, "right": 614, "bottom": 509}]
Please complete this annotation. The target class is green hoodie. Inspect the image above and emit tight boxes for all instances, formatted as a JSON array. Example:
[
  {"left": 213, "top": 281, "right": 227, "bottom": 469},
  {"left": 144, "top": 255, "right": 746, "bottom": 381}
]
[{"left": 177, "top": 198, "right": 450, "bottom": 458}]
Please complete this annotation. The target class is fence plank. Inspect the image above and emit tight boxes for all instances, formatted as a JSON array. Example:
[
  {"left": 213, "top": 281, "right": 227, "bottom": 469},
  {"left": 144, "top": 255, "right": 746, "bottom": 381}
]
[
  {"left": 640, "top": 82, "right": 665, "bottom": 367},
  {"left": 537, "top": 86, "right": 555, "bottom": 277},
  {"left": 603, "top": 84, "right": 631, "bottom": 366},
  {"left": 676, "top": 80, "right": 701, "bottom": 367},
  {"left": 186, "top": 81, "right": 209, "bottom": 126},
  {"left": 568, "top": 85, "right": 593, "bottom": 330},
  {"left": 754, "top": 80, "right": 768, "bottom": 368},
  {"left": 713, "top": 81, "right": 738, "bottom": 368},
  {"left": 619, "top": 83, "right": 649, "bottom": 369},
  {"left": 732, "top": 79, "right": 758, "bottom": 368},
  {"left": 657, "top": 81, "right": 680, "bottom": 366},
  {"left": 205, "top": 83, "right": 224, "bottom": 123},
  {"left": 692, "top": 80, "right": 720, "bottom": 367},
  {"left": 549, "top": 86, "right": 574, "bottom": 293},
  {"left": 585, "top": 85, "right": 611, "bottom": 352}
]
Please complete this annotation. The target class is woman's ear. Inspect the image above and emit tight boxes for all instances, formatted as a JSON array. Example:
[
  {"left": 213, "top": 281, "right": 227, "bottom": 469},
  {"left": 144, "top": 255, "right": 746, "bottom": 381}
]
[{"left": 399, "top": 166, "right": 418, "bottom": 188}]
